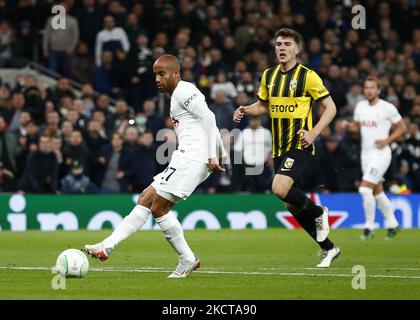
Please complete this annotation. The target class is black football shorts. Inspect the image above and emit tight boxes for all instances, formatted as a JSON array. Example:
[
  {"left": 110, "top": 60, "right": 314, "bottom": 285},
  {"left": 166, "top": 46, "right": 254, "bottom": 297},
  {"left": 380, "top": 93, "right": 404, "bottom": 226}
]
[{"left": 273, "top": 149, "right": 314, "bottom": 183}]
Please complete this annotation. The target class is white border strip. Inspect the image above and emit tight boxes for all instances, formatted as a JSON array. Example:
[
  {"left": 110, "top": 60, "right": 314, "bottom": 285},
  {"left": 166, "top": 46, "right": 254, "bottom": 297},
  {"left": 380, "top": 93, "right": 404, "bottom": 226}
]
[{"left": 1, "top": 266, "right": 420, "bottom": 280}]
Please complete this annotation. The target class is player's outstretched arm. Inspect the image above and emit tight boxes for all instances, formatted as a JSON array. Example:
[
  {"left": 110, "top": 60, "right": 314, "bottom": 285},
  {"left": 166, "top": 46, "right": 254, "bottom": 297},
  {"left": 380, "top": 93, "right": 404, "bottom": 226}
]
[
  {"left": 233, "top": 100, "right": 268, "bottom": 123},
  {"left": 298, "top": 96, "right": 337, "bottom": 148}
]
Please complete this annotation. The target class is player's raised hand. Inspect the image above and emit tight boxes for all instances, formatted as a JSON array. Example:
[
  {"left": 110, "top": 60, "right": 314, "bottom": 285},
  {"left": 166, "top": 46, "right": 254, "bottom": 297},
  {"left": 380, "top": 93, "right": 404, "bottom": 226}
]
[
  {"left": 233, "top": 106, "right": 245, "bottom": 123},
  {"left": 208, "top": 157, "right": 225, "bottom": 173},
  {"left": 298, "top": 129, "right": 317, "bottom": 148}
]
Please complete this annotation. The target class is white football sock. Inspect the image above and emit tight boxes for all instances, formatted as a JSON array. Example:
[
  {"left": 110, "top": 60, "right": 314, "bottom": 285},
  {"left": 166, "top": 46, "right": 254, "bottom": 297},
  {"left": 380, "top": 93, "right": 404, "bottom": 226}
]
[
  {"left": 359, "top": 186, "right": 376, "bottom": 230},
  {"left": 375, "top": 192, "right": 399, "bottom": 229},
  {"left": 103, "top": 205, "right": 151, "bottom": 249},
  {"left": 156, "top": 211, "right": 195, "bottom": 264}
]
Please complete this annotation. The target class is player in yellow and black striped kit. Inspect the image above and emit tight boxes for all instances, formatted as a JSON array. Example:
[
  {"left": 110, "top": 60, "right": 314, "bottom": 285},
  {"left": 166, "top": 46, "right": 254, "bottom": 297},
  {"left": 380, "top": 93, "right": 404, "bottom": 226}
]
[{"left": 234, "top": 28, "right": 341, "bottom": 268}]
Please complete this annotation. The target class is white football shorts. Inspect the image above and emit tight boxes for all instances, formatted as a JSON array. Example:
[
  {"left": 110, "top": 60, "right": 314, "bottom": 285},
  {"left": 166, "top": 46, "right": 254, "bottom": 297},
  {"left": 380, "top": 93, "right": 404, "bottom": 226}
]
[
  {"left": 361, "top": 148, "right": 392, "bottom": 185},
  {"left": 151, "top": 151, "right": 211, "bottom": 204}
]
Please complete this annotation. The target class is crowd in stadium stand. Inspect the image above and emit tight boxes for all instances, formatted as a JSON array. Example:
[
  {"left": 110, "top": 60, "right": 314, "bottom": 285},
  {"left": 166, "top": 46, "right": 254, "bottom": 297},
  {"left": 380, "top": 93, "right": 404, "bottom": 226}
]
[{"left": 0, "top": 0, "right": 419, "bottom": 194}]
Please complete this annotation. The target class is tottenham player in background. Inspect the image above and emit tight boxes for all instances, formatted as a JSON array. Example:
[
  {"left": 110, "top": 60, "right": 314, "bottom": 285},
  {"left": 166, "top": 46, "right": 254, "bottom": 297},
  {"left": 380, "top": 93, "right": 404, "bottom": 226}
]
[
  {"left": 85, "top": 55, "right": 226, "bottom": 278},
  {"left": 234, "top": 28, "right": 339, "bottom": 268},
  {"left": 343, "top": 76, "right": 407, "bottom": 240}
]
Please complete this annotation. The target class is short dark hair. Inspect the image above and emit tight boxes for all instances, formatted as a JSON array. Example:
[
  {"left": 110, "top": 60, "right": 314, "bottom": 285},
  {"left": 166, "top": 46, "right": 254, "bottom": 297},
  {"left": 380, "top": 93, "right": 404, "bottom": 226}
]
[
  {"left": 275, "top": 28, "right": 303, "bottom": 47},
  {"left": 364, "top": 76, "right": 381, "bottom": 89}
]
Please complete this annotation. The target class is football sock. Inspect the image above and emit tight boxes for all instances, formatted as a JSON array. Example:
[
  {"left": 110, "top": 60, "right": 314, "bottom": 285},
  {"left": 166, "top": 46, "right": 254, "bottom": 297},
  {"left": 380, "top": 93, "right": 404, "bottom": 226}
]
[
  {"left": 375, "top": 192, "right": 399, "bottom": 229},
  {"left": 295, "top": 211, "right": 334, "bottom": 250},
  {"left": 156, "top": 211, "right": 195, "bottom": 264},
  {"left": 359, "top": 186, "right": 376, "bottom": 230},
  {"left": 102, "top": 205, "right": 151, "bottom": 249},
  {"left": 283, "top": 187, "right": 323, "bottom": 218}
]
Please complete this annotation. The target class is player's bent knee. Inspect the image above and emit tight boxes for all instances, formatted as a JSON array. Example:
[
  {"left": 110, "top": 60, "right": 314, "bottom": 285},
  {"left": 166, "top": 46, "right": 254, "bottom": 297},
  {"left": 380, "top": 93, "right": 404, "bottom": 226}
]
[
  {"left": 138, "top": 186, "right": 155, "bottom": 207},
  {"left": 272, "top": 185, "right": 288, "bottom": 199},
  {"left": 358, "top": 186, "right": 373, "bottom": 195},
  {"left": 149, "top": 202, "right": 161, "bottom": 217}
]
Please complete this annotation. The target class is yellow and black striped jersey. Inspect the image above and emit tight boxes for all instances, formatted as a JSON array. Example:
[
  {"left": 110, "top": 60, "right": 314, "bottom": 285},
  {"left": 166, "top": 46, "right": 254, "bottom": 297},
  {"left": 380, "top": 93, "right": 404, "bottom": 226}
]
[{"left": 257, "top": 63, "right": 329, "bottom": 157}]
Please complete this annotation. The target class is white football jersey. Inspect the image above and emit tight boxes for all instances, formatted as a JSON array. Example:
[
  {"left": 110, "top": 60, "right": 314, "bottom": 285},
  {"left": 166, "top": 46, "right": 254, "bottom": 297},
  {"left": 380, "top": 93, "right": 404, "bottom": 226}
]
[
  {"left": 170, "top": 80, "right": 211, "bottom": 163},
  {"left": 354, "top": 99, "right": 402, "bottom": 152}
]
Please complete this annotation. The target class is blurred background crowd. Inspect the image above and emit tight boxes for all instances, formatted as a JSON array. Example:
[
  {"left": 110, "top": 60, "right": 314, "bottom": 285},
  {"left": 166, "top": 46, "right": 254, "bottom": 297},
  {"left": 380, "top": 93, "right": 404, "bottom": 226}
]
[{"left": 0, "top": 0, "right": 419, "bottom": 194}]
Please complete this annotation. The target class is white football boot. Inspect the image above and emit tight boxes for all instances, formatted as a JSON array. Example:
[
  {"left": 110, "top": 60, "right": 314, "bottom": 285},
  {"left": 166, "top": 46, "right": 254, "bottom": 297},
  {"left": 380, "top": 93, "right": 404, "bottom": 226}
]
[
  {"left": 83, "top": 242, "right": 112, "bottom": 261},
  {"left": 316, "top": 246, "right": 341, "bottom": 268},
  {"left": 315, "top": 206, "right": 330, "bottom": 242},
  {"left": 167, "top": 256, "right": 201, "bottom": 278}
]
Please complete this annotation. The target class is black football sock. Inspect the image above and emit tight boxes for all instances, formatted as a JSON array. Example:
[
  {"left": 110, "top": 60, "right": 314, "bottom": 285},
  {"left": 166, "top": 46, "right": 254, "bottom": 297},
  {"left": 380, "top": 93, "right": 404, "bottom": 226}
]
[
  {"left": 283, "top": 187, "right": 323, "bottom": 218},
  {"left": 294, "top": 211, "right": 334, "bottom": 251}
]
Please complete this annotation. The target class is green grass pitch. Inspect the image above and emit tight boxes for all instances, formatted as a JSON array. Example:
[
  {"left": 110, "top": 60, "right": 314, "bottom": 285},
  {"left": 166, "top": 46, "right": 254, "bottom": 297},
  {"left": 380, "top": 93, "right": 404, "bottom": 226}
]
[{"left": 1, "top": 229, "right": 420, "bottom": 299}]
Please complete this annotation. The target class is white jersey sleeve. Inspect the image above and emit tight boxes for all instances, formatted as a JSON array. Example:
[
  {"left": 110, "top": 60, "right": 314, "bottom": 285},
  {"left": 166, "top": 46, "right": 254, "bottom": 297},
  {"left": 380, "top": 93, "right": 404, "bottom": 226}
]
[
  {"left": 171, "top": 81, "right": 224, "bottom": 160},
  {"left": 385, "top": 102, "right": 402, "bottom": 124},
  {"left": 184, "top": 91, "right": 219, "bottom": 159}
]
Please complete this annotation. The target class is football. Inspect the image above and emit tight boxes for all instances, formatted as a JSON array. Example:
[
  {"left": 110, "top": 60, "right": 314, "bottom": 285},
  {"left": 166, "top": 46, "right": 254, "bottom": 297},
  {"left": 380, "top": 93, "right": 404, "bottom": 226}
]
[{"left": 55, "top": 249, "right": 89, "bottom": 278}]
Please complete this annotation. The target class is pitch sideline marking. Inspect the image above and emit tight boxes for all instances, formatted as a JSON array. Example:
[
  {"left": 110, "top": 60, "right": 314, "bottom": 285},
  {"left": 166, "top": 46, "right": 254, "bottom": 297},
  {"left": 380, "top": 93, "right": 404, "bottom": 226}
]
[{"left": 1, "top": 266, "right": 420, "bottom": 280}]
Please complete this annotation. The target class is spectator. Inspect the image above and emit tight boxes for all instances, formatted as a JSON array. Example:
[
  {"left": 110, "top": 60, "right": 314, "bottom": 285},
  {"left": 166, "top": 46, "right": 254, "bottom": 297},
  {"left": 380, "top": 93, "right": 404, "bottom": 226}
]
[
  {"left": 60, "top": 120, "right": 73, "bottom": 145},
  {"left": 23, "top": 85, "right": 44, "bottom": 124},
  {"left": 74, "top": 0, "right": 105, "bottom": 54},
  {"left": 62, "top": 129, "right": 91, "bottom": 175},
  {"left": 70, "top": 41, "right": 95, "bottom": 84},
  {"left": 95, "top": 15, "right": 130, "bottom": 66},
  {"left": 245, "top": 25, "right": 274, "bottom": 60},
  {"left": 235, "top": 71, "right": 255, "bottom": 99},
  {"left": 12, "top": 20, "right": 33, "bottom": 63},
  {"left": 123, "top": 125, "right": 140, "bottom": 153},
  {"left": 7, "top": 92, "right": 26, "bottom": 130},
  {"left": 0, "top": 20, "right": 13, "bottom": 67},
  {"left": 133, "top": 130, "right": 157, "bottom": 192},
  {"left": 107, "top": 0, "right": 127, "bottom": 28},
  {"left": 93, "top": 50, "right": 119, "bottom": 95},
  {"left": 114, "top": 99, "right": 132, "bottom": 133},
  {"left": 80, "top": 84, "right": 96, "bottom": 118},
  {"left": 97, "top": 133, "right": 134, "bottom": 193},
  {"left": 210, "top": 71, "right": 238, "bottom": 101},
  {"left": 50, "top": 135, "right": 65, "bottom": 177},
  {"left": 94, "top": 94, "right": 116, "bottom": 137},
  {"left": 11, "top": 111, "right": 31, "bottom": 138},
  {"left": 127, "top": 33, "right": 153, "bottom": 111},
  {"left": 85, "top": 119, "right": 108, "bottom": 185},
  {"left": 232, "top": 115, "right": 273, "bottom": 192},
  {"left": 42, "top": 1, "right": 79, "bottom": 76},
  {"left": 0, "top": 115, "right": 23, "bottom": 176},
  {"left": 169, "top": 31, "right": 190, "bottom": 62},
  {"left": 324, "top": 65, "right": 347, "bottom": 110},
  {"left": 234, "top": 11, "right": 259, "bottom": 54},
  {"left": 125, "top": 13, "right": 145, "bottom": 47},
  {"left": 19, "top": 135, "right": 59, "bottom": 193},
  {"left": 317, "top": 135, "right": 358, "bottom": 192},
  {"left": 207, "top": 48, "right": 232, "bottom": 76},
  {"left": 134, "top": 111, "right": 148, "bottom": 134},
  {"left": 65, "top": 109, "right": 85, "bottom": 132},
  {"left": 46, "top": 77, "right": 75, "bottom": 106},
  {"left": 221, "top": 36, "right": 241, "bottom": 69},
  {"left": 345, "top": 83, "right": 365, "bottom": 111},
  {"left": 61, "top": 160, "right": 98, "bottom": 194},
  {"left": 40, "top": 111, "right": 60, "bottom": 137},
  {"left": 143, "top": 99, "right": 164, "bottom": 138},
  {"left": 209, "top": 90, "right": 235, "bottom": 131}
]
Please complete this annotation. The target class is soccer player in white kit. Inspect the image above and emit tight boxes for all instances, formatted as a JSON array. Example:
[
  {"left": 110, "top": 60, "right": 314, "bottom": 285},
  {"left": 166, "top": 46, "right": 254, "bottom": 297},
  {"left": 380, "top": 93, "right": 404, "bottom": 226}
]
[
  {"left": 343, "top": 76, "right": 407, "bottom": 240},
  {"left": 84, "top": 54, "right": 226, "bottom": 278}
]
